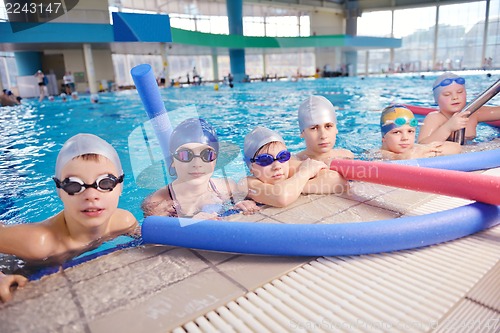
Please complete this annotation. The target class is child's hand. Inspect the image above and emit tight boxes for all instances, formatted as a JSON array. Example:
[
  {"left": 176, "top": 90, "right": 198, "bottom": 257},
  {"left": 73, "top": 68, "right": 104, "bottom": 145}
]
[
  {"left": 414, "top": 142, "right": 442, "bottom": 158},
  {"left": 234, "top": 200, "right": 261, "bottom": 215},
  {"left": 298, "top": 158, "right": 327, "bottom": 179},
  {"left": 0, "top": 272, "right": 28, "bottom": 303},
  {"left": 143, "top": 199, "right": 177, "bottom": 217},
  {"left": 446, "top": 111, "right": 470, "bottom": 131}
]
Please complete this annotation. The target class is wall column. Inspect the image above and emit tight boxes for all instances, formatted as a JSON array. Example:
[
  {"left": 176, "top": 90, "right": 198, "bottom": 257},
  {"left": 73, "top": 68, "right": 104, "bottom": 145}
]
[
  {"left": 161, "top": 43, "right": 170, "bottom": 81},
  {"left": 83, "top": 43, "right": 98, "bottom": 94},
  {"left": 226, "top": 0, "right": 246, "bottom": 82},
  {"left": 212, "top": 49, "right": 219, "bottom": 82},
  {"left": 344, "top": 0, "right": 361, "bottom": 76}
]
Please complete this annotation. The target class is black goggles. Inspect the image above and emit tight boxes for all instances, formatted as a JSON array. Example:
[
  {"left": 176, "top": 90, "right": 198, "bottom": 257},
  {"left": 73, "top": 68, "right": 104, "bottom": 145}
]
[
  {"left": 173, "top": 148, "right": 217, "bottom": 163},
  {"left": 53, "top": 174, "right": 124, "bottom": 195},
  {"left": 251, "top": 150, "right": 291, "bottom": 167}
]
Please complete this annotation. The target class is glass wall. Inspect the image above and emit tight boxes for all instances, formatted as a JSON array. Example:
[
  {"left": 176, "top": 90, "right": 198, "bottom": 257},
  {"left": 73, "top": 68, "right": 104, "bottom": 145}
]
[
  {"left": 0, "top": 53, "right": 18, "bottom": 89},
  {"left": 358, "top": 0, "right": 500, "bottom": 74}
]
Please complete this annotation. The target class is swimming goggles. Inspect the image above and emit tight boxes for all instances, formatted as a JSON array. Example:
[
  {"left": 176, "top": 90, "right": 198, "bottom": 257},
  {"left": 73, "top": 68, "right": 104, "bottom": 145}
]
[
  {"left": 173, "top": 148, "right": 217, "bottom": 163},
  {"left": 432, "top": 77, "right": 465, "bottom": 90},
  {"left": 384, "top": 117, "right": 419, "bottom": 127},
  {"left": 53, "top": 174, "right": 124, "bottom": 195},
  {"left": 251, "top": 150, "right": 291, "bottom": 167}
]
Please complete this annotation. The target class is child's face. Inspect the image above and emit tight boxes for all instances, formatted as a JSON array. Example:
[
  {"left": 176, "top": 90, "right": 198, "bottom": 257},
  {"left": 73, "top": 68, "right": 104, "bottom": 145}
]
[
  {"left": 382, "top": 125, "right": 416, "bottom": 153},
  {"left": 172, "top": 143, "right": 216, "bottom": 185},
  {"left": 301, "top": 122, "right": 338, "bottom": 153},
  {"left": 59, "top": 156, "right": 121, "bottom": 229},
  {"left": 250, "top": 142, "right": 289, "bottom": 184},
  {"left": 437, "top": 84, "right": 467, "bottom": 114}
]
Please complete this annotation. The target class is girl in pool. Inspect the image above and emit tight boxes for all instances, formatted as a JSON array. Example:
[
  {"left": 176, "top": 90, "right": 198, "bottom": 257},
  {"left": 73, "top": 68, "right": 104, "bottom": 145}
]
[
  {"left": 380, "top": 105, "right": 461, "bottom": 160},
  {"left": 0, "top": 133, "right": 138, "bottom": 303},
  {"left": 295, "top": 95, "right": 354, "bottom": 163},
  {"left": 418, "top": 72, "right": 500, "bottom": 143},
  {"left": 241, "top": 126, "right": 348, "bottom": 208},
  {"left": 141, "top": 118, "right": 259, "bottom": 219}
]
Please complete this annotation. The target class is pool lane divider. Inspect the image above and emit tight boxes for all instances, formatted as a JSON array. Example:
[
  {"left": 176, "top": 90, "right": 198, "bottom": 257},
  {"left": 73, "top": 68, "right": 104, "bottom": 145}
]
[{"left": 131, "top": 63, "right": 173, "bottom": 168}]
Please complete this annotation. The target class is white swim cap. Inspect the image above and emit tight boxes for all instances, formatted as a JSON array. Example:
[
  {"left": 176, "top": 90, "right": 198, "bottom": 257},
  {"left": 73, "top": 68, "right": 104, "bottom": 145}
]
[
  {"left": 243, "top": 127, "right": 285, "bottom": 168},
  {"left": 298, "top": 95, "right": 337, "bottom": 132},
  {"left": 432, "top": 72, "right": 465, "bottom": 103},
  {"left": 55, "top": 133, "right": 122, "bottom": 178}
]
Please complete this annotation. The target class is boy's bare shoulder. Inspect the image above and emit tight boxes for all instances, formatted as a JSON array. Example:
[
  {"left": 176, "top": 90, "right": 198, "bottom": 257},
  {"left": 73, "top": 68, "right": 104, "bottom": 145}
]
[
  {"left": 333, "top": 148, "right": 354, "bottom": 159},
  {"left": 114, "top": 208, "right": 137, "bottom": 225},
  {"left": 294, "top": 151, "right": 307, "bottom": 160}
]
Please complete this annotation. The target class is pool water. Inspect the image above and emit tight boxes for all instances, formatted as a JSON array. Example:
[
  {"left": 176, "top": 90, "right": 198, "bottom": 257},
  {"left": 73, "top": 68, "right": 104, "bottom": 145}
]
[{"left": 1, "top": 74, "right": 498, "bottom": 229}]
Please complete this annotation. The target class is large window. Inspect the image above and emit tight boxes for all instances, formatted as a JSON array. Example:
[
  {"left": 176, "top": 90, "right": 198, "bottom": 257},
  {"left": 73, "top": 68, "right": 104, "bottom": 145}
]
[
  {"left": 0, "top": 53, "right": 17, "bottom": 88},
  {"left": 357, "top": 0, "right": 500, "bottom": 74},
  {"left": 394, "top": 6, "right": 436, "bottom": 72},
  {"left": 438, "top": 2, "right": 486, "bottom": 70}
]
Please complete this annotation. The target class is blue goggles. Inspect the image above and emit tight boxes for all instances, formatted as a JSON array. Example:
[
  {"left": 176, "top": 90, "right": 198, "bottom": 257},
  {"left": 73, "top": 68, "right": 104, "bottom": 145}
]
[
  {"left": 381, "top": 117, "right": 418, "bottom": 136},
  {"left": 251, "top": 150, "right": 291, "bottom": 167},
  {"left": 433, "top": 77, "right": 465, "bottom": 90}
]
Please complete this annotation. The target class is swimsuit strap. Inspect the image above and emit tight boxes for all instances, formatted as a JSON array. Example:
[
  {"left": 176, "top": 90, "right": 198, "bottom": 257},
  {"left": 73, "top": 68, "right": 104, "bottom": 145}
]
[
  {"left": 208, "top": 179, "right": 223, "bottom": 198},
  {"left": 167, "top": 183, "right": 180, "bottom": 216},
  {"left": 168, "top": 181, "right": 223, "bottom": 217}
]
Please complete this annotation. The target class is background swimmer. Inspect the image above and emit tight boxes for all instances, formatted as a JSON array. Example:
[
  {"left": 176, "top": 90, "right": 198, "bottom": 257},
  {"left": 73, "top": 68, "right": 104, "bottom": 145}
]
[
  {"left": 141, "top": 118, "right": 259, "bottom": 219},
  {"left": 380, "top": 105, "right": 461, "bottom": 160},
  {"left": 295, "top": 95, "right": 354, "bottom": 163},
  {"left": 241, "top": 126, "right": 348, "bottom": 208},
  {"left": 418, "top": 72, "right": 500, "bottom": 143},
  {"left": 0, "top": 134, "right": 138, "bottom": 303}
]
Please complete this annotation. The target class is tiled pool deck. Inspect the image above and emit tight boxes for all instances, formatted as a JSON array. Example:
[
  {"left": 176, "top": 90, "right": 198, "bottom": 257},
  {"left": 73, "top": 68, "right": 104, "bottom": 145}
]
[{"left": 1, "top": 167, "right": 499, "bottom": 332}]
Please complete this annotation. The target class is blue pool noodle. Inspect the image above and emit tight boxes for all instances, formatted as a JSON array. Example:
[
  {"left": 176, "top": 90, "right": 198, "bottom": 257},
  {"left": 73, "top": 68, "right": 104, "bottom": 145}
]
[
  {"left": 131, "top": 64, "right": 172, "bottom": 166},
  {"left": 142, "top": 147, "right": 500, "bottom": 256},
  {"left": 391, "top": 148, "right": 500, "bottom": 171},
  {"left": 142, "top": 202, "right": 500, "bottom": 256}
]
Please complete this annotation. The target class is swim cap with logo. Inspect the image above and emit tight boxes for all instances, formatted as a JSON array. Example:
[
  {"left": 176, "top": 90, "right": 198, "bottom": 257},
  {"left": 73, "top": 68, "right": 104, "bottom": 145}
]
[{"left": 380, "top": 105, "right": 418, "bottom": 137}]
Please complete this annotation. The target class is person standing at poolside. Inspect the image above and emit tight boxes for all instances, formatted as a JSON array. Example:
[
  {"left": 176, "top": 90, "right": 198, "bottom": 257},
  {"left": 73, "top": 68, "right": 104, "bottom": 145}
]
[
  {"left": 380, "top": 105, "right": 461, "bottom": 160},
  {"left": 418, "top": 72, "right": 500, "bottom": 143},
  {"left": 295, "top": 95, "right": 354, "bottom": 164},
  {"left": 63, "top": 71, "right": 75, "bottom": 94},
  {"left": 241, "top": 126, "right": 348, "bottom": 208},
  {"left": 141, "top": 118, "right": 259, "bottom": 219},
  {"left": 0, "top": 134, "right": 138, "bottom": 303},
  {"left": 34, "top": 70, "right": 47, "bottom": 102}
]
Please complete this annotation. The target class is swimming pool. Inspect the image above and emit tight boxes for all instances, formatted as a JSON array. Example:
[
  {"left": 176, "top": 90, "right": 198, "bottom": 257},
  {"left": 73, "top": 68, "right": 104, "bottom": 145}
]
[{"left": 1, "top": 73, "right": 498, "bottom": 229}]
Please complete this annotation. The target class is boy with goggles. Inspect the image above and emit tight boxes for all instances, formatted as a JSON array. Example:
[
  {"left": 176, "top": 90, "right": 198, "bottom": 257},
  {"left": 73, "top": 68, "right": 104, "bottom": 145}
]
[
  {"left": 141, "top": 118, "right": 259, "bottom": 218},
  {"left": 295, "top": 95, "right": 354, "bottom": 163},
  {"left": 418, "top": 72, "right": 500, "bottom": 143},
  {"left": 241, "top": 126, "right": 348, "bottom": 208},
  {"left": 0, "top": 134, "right": 138, "bottom": 303},
  {"left": 380, "top": 105, "right": 460, "bottom": 160}
]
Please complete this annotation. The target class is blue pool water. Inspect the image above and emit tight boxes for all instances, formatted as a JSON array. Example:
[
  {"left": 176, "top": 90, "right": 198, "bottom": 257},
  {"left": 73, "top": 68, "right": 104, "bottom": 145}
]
[{"left": 1, "top": 74, "right": 499, "bottom": 229}]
